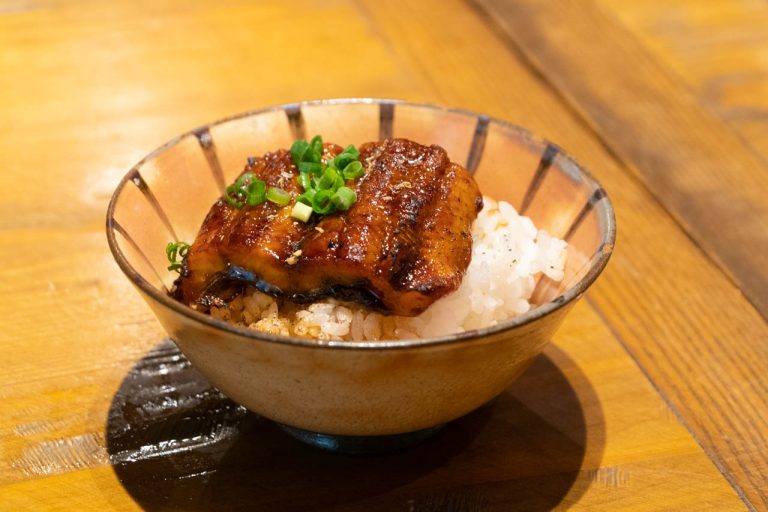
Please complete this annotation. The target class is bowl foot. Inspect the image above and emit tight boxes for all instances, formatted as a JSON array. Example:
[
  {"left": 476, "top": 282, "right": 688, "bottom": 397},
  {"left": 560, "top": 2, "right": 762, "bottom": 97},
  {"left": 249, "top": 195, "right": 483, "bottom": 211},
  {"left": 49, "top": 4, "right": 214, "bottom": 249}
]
[{"left": 277, "top": 423, "right": 445, "bottom": 454}]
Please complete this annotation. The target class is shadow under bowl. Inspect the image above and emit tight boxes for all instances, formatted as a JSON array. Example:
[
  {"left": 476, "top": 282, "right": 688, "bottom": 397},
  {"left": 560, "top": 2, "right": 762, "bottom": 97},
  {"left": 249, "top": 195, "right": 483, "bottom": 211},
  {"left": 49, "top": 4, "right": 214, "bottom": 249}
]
[{"left": 106, "top": 99, "right": 615, "bottom": 444}]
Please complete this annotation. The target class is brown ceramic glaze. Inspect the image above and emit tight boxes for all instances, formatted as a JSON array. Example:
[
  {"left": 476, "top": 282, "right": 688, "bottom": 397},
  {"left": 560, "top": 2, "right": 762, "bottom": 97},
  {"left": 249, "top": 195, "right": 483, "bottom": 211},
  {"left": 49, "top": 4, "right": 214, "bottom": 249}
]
[{"left": 106, "top": 99, "right": 615, "bottom": 436}]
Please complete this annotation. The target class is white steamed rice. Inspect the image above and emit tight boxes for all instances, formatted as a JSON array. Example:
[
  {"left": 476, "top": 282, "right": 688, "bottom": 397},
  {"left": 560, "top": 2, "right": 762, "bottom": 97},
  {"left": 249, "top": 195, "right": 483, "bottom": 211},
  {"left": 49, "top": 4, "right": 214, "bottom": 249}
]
[{"left": 209, "top": 197, "right": 567, "bottom": 342}]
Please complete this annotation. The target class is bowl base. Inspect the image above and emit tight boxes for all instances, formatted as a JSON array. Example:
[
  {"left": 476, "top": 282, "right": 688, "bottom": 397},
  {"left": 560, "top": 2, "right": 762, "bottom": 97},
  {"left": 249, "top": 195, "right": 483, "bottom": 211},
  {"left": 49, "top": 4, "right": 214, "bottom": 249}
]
[{"left": 277, "top": 423, "right": 445, "bottom": 454}]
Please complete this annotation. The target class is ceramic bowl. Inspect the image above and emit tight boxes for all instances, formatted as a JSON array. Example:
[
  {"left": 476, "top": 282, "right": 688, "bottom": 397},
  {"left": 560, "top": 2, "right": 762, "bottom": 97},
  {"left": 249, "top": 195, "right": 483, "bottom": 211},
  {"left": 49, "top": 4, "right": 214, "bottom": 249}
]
[{"left": 106, "top": 99, "right": 615, "bottom": 450}]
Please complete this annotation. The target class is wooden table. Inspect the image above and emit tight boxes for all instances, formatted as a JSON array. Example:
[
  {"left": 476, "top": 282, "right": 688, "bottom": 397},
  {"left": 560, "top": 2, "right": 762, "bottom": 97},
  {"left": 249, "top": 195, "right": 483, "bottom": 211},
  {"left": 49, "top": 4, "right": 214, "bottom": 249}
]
[{"left": 2, "top": 0, "right": 767, "bottom": 509}]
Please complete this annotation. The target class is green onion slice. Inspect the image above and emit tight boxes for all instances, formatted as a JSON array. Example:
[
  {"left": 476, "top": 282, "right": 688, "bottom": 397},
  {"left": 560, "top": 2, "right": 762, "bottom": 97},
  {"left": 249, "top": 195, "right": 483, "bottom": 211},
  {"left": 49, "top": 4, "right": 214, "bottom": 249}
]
[
  {"left": 224, "top": 172, "right": 259, "bottom": 208},
  {"left": 342, "top": 144, "right": 360, "bottom": 159},
  {"left": 342, "top": 161, "right": 364, "bottom": 180},
  {"left": 291, "top": 201, "right": 313, "bottom": 223},
  {"left": 311, "top": 188, "right": 335, "bottom": 214},
  {"left": 297, "top": 188, "right": 316, "bottom": 205},
  {"left": 290, "top": 140, "right": 310, "bottom": 164},
  {"left": 266, "top": 186, "right": 291, "bottom": 206},
  {"left": 332, "top": 186, "right": 357, "bottom": 211},
  {"left": 334, "top": 173, "right": 345, "bottom": 191},
  {"left": 246, "top": 180, "right": 267, "bottom": 205},
  {"left": 309, "top": 135, "right": 324, "bottom": 162},
  {"left": 333, "top": 145, "right": 359, "bottom": 170},
  {"left": 165, "top": 241, "right": 190, "bottom": 273},
  {"left": 236, "top": 172, "right": 255, "bottom": 188},
  {"left": 318, "top": 167, "right": 339, "bottom": 191},
  {"left": 297, "top": 172, "right": 313, "bottom": 191},
  {"left": 333, "top": 154, "right": 354, "bottom": 170},
  {"left": 298, "top": 162, "right": 324, "bottom": 175},
  {"left": 224, "top": 184, "right": 246, "bottom": 208}
]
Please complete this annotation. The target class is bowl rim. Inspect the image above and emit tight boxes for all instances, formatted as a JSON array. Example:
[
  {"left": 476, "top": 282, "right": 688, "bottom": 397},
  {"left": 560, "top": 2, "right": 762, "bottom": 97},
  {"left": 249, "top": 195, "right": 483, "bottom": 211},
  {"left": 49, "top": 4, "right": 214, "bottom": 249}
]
[{"left": 106, "top": 98, "right": 616, "bottom": 350}]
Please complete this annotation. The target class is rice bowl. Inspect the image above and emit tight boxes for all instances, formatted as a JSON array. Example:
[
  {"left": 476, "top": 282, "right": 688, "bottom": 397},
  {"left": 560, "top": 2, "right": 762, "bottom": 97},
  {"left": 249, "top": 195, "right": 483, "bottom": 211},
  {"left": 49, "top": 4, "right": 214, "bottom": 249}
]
[{"left": 106, "top": 99, "right": 615, "bottom": 442}]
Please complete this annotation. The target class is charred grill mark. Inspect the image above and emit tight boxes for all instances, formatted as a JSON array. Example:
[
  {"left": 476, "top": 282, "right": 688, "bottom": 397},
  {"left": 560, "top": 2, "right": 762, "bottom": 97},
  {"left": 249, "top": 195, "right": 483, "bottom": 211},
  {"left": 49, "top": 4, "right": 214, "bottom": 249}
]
[
  {"left": 370, "top": 141, "right": 449, "bottom": 289},
  {"left": 228, "top": 150, "right": 301, "bottom": 262},
  {"left": 402, "top": 160, "right": 475, "bottom": 297},
  {"left": 390, "top": 192, "right": 432, "bottom": 287},
  {"left": 343, "top": 141, "right": 401, "bottom": 269}
]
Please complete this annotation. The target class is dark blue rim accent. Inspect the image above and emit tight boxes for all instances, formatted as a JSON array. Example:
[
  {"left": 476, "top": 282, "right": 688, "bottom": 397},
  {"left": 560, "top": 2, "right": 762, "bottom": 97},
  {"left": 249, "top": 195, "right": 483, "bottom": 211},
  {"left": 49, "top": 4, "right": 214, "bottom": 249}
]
[{"left": 278, "top": 423, "right": 445, "bottom": 454}]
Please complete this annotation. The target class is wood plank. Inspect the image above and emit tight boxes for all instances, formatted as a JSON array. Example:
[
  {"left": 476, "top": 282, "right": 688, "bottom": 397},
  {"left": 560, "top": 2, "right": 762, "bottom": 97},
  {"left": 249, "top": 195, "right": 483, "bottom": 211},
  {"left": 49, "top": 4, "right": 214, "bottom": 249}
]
[
  {"left": 360, "top": 0, "right": 768, "bottom": 507},
  {"left": 593, "top": 0, "right": 768, "bottom": 164},
  {"left": 473, "top": 0, "right": 768, "bottom": 319}
]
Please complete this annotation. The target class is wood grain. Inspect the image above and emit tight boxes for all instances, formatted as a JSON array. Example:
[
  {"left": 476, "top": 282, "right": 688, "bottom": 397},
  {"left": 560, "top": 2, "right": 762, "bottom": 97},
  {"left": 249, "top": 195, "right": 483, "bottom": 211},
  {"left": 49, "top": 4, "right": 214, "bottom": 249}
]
[
  {"left": 364, "top": 0, "right": 768, "bottom": 507},
  {"left": 594, "top": 0, "right": 768, "bottom": 165},
  {"left": 0, "top": 0, "right": 763, "bottom": 509}
]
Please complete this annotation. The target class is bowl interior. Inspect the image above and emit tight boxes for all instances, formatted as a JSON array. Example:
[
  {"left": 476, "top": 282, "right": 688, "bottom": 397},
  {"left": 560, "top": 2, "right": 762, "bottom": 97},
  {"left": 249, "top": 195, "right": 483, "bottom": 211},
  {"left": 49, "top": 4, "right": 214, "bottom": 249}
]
[{"left": 108, "top": 99, "right": 614, "bottom": 340}]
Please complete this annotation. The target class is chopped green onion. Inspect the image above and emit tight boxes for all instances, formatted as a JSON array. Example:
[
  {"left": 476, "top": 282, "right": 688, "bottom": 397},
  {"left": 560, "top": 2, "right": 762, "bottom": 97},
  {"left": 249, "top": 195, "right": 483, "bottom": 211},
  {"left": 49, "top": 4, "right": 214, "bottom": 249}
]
[
  {"left": 165, "top": 241, "right": 189, "bottom": 273},
  {"left": 224, "top": 183, "right": 246, "bottom": 208},
  {"left": 311, "top": 188, "right": 335, "bottom": 214},
  {"left": 342, "top": 144, "right": 360, "bottom": 159},
  {"left": 266, "top": 186, "right": 291, "bottom": 206},
  {"left": 290, "top": 140, "right": 310, "bottom": 164},
  {"left": 309, "top": 135, "right": 324, "bottom": 162},
  {"left": 236, "top": 172, "right": 255, "bottom": 188},
  {"left": 291, "top": 201, "right": 314, "bottom": 222},
  {"left": 246, "top": 180, "right": 267, "bottom": 205},
  {"left": 297, "top": 172, "right": 313, "bottom": 190},
  {"left": 332, "top": 186, "right": 357, "bottom": 211},
  {"left": 224, "top": 172, "right": 259, "bottom": 208},
  {"left": 298, "top": 162, "right": 324, "bottom": 175},
  {"left": 289, "top": 135, "right": 364, "bottom": 216},
  {"left": 318, "top": 167, "right": 339, "bottom": 190},
  {"left": 342, "top": 161, "right": 364, "bottom": 180},
  {"left": 297, "top": 188, "right": 316, "bottom": 205},
  {"left": 333, "top": 154, "right": 354, "bottom": 171},
  {"left": 333, "top": 145, "right": 360, "bottom": 170}
]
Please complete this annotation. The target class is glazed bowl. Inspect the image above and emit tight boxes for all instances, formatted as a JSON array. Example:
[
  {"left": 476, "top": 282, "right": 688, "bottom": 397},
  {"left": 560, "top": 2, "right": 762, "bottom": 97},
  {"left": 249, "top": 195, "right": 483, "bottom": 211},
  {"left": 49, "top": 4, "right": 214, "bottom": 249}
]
[{"left": 106, "top": 99, "right": 615, "bottom": 448}]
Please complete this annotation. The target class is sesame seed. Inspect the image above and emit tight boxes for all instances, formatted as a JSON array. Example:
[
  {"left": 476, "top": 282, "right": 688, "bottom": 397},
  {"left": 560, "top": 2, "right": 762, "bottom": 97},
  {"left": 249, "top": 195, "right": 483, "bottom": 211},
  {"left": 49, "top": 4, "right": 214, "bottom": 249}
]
[{"left": 286, "top": 249, "right": 302, "bottom": 266}]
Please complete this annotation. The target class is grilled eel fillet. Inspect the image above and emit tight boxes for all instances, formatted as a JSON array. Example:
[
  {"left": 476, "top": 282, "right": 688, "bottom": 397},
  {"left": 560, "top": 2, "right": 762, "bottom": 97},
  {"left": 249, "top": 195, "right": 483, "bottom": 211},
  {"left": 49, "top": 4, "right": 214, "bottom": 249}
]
[{"left": 175, "top": 138, "right": 483, "bottom": 317}]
